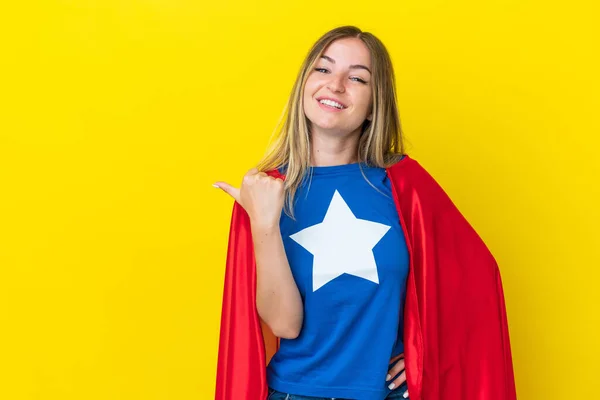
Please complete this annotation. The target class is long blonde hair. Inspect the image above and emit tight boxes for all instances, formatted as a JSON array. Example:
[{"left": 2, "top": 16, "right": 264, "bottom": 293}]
[{"left": 256, "top": 26, "right": 406, "bottom": 218}]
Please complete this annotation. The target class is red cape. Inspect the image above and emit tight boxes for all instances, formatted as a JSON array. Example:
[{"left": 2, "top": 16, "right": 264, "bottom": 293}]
[{"left": 215, "top": 155, "right": 517, "bottom": 400}]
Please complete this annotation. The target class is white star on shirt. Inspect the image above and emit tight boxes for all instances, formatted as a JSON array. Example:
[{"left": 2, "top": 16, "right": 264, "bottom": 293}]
[{"left": 289, "top": 190, "right": 391, "bottom": 292}]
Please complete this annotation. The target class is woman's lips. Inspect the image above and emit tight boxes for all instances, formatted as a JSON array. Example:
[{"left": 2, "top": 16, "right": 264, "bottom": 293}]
[{"left": 317, "top": 99, "right": 345, "bottom": 112}]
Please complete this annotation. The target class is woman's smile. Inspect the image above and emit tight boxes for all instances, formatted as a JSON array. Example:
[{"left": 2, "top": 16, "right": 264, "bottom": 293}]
[{"left": 317, "top": 98, "right": 346, "bottom": 113}]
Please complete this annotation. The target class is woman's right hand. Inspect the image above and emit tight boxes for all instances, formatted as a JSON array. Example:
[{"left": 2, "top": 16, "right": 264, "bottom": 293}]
[{"left": 214, "top": 168, "right": 285, "bottom": 229}]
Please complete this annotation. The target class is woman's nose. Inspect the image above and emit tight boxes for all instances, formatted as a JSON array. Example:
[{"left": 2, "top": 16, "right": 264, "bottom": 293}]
[{"left": 327, "top": 75, "right": 345, "bottom": 93}]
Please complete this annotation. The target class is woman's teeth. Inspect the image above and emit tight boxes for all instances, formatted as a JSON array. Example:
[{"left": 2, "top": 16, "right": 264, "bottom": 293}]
[{"left": 319, "top": 99, "right": 344, "bottom": 109}]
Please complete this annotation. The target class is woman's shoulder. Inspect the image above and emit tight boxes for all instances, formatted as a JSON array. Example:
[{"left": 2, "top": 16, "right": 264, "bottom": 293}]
[
  {"left": 387, "top": 154, "right": 463, "bottom": 213},
  {"left": 387, "top": 153, "right": 428, "bottom": 175},
  {"left": 387, "top": 154, "right": 445, "bottom": 194},
  {"left": 387, "top": 153, "right": 412, "bottom": 171}
]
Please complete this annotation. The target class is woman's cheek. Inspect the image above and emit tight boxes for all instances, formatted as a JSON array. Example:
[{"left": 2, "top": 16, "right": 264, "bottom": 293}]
[{"left": 357, "top": 91, "right": 372, "bottom": 112}]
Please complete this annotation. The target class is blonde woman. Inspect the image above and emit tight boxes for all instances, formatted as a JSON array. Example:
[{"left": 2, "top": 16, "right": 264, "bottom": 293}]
[{"left": 214, "top": 26, "right": 516, "bottom": 400}]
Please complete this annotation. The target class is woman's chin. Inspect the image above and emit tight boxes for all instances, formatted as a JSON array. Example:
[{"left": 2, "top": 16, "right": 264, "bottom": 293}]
[
  {"left": 309, "top": 118, "right": 345, "bottom": 131},
  {"left": 311, "top": 121, "right": 361, "bottom": 136},
  {"left": 315, "top": 123, "right": 337, "bottom": 130}
]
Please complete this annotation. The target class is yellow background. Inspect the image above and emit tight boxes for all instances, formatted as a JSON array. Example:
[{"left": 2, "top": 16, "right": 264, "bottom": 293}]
[{"left": 1, "top": 1, "right": 598, "bottom": 399}]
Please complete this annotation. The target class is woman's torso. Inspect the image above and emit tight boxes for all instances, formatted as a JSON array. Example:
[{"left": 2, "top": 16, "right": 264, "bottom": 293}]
[{"left": 266, "top": 161, "right": 410, "bottom": 400}]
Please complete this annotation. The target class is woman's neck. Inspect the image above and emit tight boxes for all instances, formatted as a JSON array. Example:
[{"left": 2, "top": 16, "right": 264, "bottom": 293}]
[{"left": 309, "top": 129, "right": 360, "bottom": 167}]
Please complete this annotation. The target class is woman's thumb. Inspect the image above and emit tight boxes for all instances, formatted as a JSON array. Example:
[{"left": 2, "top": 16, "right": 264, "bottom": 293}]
[{"left": 213, "top": 181, "right": 241, "bottom": 202}]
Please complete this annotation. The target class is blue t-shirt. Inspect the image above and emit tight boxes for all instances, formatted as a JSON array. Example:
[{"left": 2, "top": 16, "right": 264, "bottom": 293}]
[{"left": 266, "top": 160, "right": 410, "bottom": 400}]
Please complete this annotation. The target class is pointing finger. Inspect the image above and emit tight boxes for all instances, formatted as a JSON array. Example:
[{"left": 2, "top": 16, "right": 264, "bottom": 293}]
[{"left": 213, "top": 181, "right": 240, "bottom": 202}]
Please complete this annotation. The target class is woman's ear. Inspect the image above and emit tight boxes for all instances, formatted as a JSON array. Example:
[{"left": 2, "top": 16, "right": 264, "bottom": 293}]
[{"left": 366, "top": 104, "right": 373, "bottom": 121}]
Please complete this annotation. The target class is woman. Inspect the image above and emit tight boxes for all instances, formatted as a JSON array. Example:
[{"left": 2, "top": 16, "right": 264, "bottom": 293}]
[{"left": 214, "top": 26, "right": 516, "bottom": 400}]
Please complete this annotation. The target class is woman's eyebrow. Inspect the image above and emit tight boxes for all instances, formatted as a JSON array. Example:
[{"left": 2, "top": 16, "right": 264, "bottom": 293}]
[{"left": 320, "top": 55, "right": 371, "bottom": 74}]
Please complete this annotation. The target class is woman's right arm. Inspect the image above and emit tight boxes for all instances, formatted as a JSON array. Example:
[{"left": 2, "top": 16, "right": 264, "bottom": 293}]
[
  {"left": 250, "top": 221, "right": 303, "bottom": 339},
  {"left": 214, "top": 168, "right": 304, "bottom": 339}
]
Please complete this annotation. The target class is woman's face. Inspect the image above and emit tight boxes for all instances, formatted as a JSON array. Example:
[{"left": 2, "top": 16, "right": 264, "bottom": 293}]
[{"left": 303, "top": 37, "right": 373, "bottom": 137}]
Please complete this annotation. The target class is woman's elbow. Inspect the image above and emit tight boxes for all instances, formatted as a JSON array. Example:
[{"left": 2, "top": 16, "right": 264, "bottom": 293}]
[
  {"left": 262, "top": 313, "right": 303, "bottom": 339},
  {"left": 272, "top": 323, "right": 301, "bottom": 339}
]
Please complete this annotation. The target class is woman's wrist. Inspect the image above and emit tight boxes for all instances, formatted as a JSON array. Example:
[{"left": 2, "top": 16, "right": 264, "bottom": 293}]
[{"left": 249, "top": 218, "right": 280, "bottom": 233}]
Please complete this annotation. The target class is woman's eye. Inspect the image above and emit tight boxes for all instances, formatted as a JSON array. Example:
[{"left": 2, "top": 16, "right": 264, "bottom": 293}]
[
  {"left": 351, "top": 77, "right": 368, "bottom": 84},
  {"left": 314, "top": 68, "right": 367, "bottom": 84}
]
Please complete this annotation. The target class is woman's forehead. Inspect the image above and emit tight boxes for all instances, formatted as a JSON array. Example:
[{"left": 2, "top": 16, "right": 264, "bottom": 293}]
[{"left": 321, "top": 38, "right": 371, "bottom": 67}]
